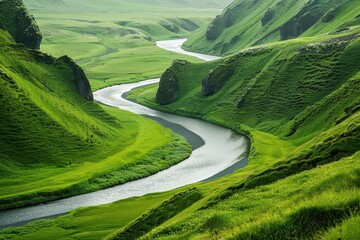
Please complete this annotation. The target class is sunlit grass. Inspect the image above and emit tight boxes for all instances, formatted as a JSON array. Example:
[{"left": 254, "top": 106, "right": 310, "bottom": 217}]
[{"left": 0, "top": 28, "right": 191, "bottom": 209}]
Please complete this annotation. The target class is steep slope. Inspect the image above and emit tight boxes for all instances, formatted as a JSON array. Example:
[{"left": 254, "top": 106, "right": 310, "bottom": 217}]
[
  {"left": 184, "top": 0, "right": 360, "bottom": 55},
  {"left": 0, "top": 5, "right": 190, "bottom": 209},
  {"left": 121, "top": 28, "right": 360, "bottom": 239},
  {"left": 0, "top": 0, "right": 42, "bottom": 49}
]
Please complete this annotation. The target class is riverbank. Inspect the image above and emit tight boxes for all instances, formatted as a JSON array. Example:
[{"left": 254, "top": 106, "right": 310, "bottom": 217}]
[{"left": 0, "top": 39, "right": 248, "bottom": 228}]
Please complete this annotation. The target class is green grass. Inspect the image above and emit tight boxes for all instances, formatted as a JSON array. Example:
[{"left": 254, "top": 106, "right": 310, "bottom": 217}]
[
  {"left": 0, "top": 27, "right": 191, "bottom": 209},
  {"left": 107, "top": 188, "right": 203, "bottom": 240},
  {"left": 1, "top": 146, "right": 358, "bottom": 240},
  {"left": 119, "top": 30, "right": 360, "bottom": 238},
  {"left": 3, "top": 31, "right": 358, "bottom": 239},
  {"left": 142, "top": 152, "right": 360, "bottom": 239},
  {"left": 0, "top": 0, "right": 359, "bottom": 239},
  {"left": 22, "top": 0, "right": 233, "bottom": 90},
  {"left": 184, "top": 0, "right": 360, "bottom": 55},
  {"left": 0, "top": 191, "right": 177, "bottom": 240}
]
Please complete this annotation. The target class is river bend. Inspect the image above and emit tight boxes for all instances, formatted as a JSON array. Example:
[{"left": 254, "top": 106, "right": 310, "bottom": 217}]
[{"left": 0, "top": 39, "right": 247, "bottom": 229}]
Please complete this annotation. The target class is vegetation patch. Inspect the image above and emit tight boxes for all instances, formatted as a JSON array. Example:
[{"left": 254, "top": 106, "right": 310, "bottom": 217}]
[{"left": 107, "top": 188, "right": 203, "bottom": 240}]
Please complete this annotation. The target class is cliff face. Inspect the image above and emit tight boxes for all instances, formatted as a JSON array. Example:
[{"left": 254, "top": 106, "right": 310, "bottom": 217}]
[
  {"left": 0, "top": 0, "right": 93, "bottom": 101},
  {"left": 59, "top": 56, "right": 94, "bottom": 101},
  {"left": 279, "top": 0, "right": 338, "bottom": 40},
  {"left": 202, "top": 64, "right": 234, "bottom": 96},
  {"left": 0, "top": 0, "right": 42, "bottom": 49},
  {"left": 156, "top": 60, "right": 189, "bottom": 105}
]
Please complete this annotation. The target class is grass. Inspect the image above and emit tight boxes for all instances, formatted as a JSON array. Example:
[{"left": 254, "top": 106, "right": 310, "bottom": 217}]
[
  {"left": 0, "top": 0, "right": 359, "bottom": 239},
  {"left": 0, "top": 0, "right": 230, "bottom": 209},
  {"left": 22, "top": 0, "right": 233, "bottom": 90},
  {"left": 144, "top": 152, "right": 360, "bottom": 239},
  {"left": 107, "top": 188, "right": 203, "bottom": 240},
  {"left": 1, "top": 147, "right": 358, "bottom": 239},
  {"left": 0, "top": 191, "right": 176, "bottom": 240},
  {"left": 119, "top": 30, "right": 360, "bottom": 239},
  {"left": 184, "top": 0, "right": 360, "bottom": 55},
  {"left": 2, "top": 30, "right": 358, "bottom": 238},
  {"left": 0, "top": 27, "right": 191, "bottom": 209}
]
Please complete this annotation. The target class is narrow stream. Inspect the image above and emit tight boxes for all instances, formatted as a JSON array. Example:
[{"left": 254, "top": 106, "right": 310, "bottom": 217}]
[{"left": 0, "top": 39, "right": 248, "bottom": 229}]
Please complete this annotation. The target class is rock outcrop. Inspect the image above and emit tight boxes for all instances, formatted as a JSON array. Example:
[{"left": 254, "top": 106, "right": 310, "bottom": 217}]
[
  {"left": 59, "top": 56, "right": 94, "bottom": 101},
  {"left": 279, "top": 0, "right": 341, "bottom": 40},
  {"left": 202, "top": 64, "right": 234, "bottom": 96},
  {"left": 261, "top": 8, "right": 275, "bottom": 26},
  {"left": 0, "top": 0, "right": 42, "bottom": 49},
  {"left": 205, "top": 8, "right": 234, "bottom": 41},
  {"left": 156, "top": 60, "right": 189, "bottom": 105}
]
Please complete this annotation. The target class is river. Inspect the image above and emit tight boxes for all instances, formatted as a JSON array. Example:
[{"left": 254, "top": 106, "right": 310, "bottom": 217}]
[{"left": 0, "top": 39, "right": 248, "bottom": 229}]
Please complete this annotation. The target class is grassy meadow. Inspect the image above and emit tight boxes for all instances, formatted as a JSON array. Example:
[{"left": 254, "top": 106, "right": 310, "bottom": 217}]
[{"left": 23, "top": 0, "right": 232, "bottom": 90}]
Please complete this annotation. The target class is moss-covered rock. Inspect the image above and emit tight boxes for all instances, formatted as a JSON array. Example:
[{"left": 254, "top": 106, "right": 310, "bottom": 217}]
[
  {"left": 156, "top": 60, "right": 190, "bottom": 105},
  {"left": 261, "top": 8, "right": 275, "bottom": 26},
  {"left": 202, "top": 64, "right": 234, "bottom": 96},
  {"left": 0, "top": 0, "right": 42, "bottom": 49},
  {"left": 279, "top": 0, "right": 342, "bottom": 40},
  {"left": 205, "top": 9, "right": 235, "bottom": 41},
  {"left": 322, "top": 7, "right": 337, "bottom": 23},
  {"left": 205, "top": 16, "right": 225, "bottom": 41},
  {"left": 59, "top": 56, "right": 94, "bottom": 101}
]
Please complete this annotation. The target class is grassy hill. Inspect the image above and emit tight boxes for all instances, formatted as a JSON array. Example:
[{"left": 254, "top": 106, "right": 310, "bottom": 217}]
[
  {"left": 120, "top": 27, "right": 360, "bottom": 238},
  {"left": 0, "top": 0, "right": 359, "bottom": 239},
  {"left": 0, "top": 4, "right": 191, "bottom": 209},
  {"left": 184, "top": 0, "right": 360, "bottom": 55},
  {"left": 2, "top": 18, "right": 358, "bottom": 240},
  {"left": 22, "top": 0, "right": 232, "bottom": 90}
]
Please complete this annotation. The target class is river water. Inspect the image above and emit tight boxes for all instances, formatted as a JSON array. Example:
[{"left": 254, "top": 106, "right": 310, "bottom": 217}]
[{"left": 0, "top": 39, "right": 247, "bottom": 229}]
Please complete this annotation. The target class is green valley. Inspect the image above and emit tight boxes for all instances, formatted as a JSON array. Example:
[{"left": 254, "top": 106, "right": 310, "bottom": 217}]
[
  {"left": 0, "top": 0, "right": 359, "bottom": 239},
  {"left": 0, "top": 0, "right": 191, "bottom": 209},
  {"left": 22, "top": 0, "right": 232, "bottom": 90}
]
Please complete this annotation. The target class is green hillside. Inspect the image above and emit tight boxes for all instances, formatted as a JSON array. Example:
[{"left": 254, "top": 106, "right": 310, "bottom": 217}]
[
  {"left": 0, "top": 5, "right": 190, "bottom": 209},
  {"left": 121, "top": 27, "right": 360, "bottom": 238},
  {"left": 2, "top": 19, "right": 358, "bottom": 240},
  {"left": 0, "top": 0, "right": 359, "bottom": 239},
  {"left": 184, "top": 0, "right": 360, "bottom": 55}
]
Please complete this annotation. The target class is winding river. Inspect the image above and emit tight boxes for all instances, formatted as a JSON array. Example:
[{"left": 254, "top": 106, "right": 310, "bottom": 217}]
[{"left": 0, "top": 39, "right": 248, "bottom": 229}]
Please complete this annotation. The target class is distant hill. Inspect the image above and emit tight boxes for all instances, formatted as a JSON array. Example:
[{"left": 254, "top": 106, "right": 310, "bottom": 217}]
[
  {"left": 184, "top": 0, "right": 360, "bottom": 55},
  {"left": 24, "top": 0, "right": 234, "bottom": 11}
]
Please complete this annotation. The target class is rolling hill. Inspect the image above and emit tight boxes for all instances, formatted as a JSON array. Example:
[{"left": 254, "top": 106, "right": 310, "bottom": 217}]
[
  {"left": 184, "top": 0, "right": 360, "bottom": 55},
  {"left": 0, "top": 0, "right": 190, "bottom": 210},
  {"left": 0, "top": 0, "right": 359, "bottom": 239},
  {"left": 118, "top": 6, "right": 360, "bottom": 240}
]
